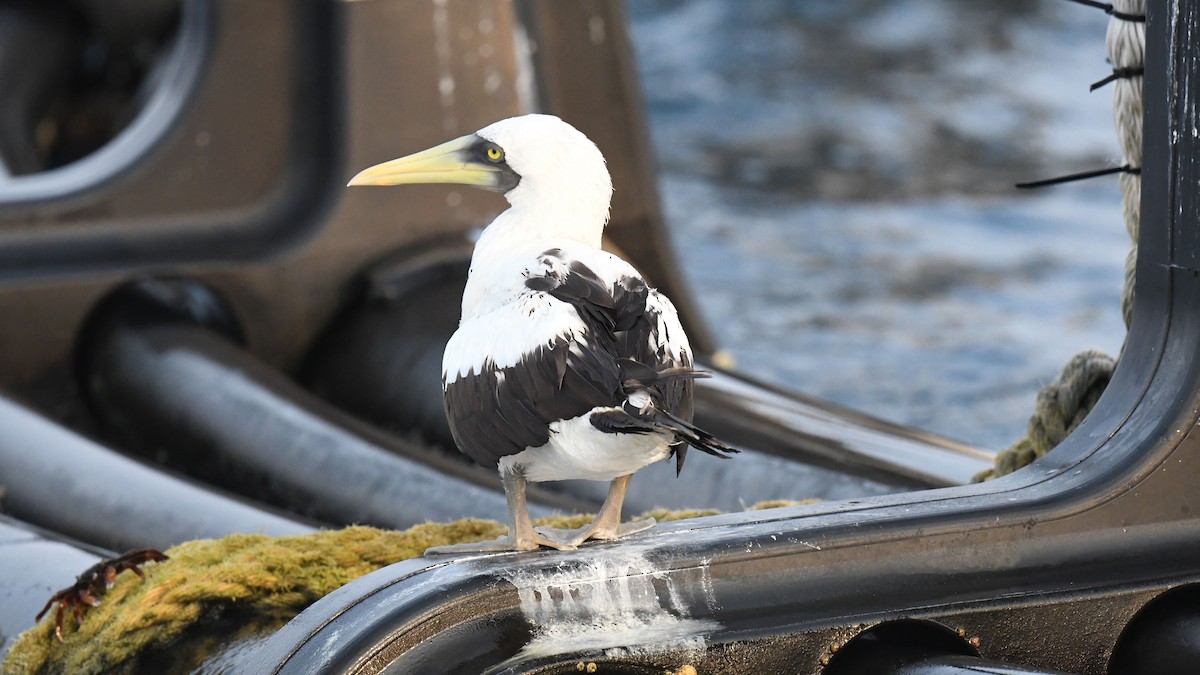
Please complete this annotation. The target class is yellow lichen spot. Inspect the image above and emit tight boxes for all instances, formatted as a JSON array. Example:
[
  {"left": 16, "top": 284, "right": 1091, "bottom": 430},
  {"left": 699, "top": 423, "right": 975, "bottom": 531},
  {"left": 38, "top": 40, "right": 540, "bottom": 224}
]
[
  {"left": 674, "top": 666, "right": 698, "bottom": 675},
  {"left": 820, "top": 655, "right": 830, "bottom": 666},
  {"left": 829, "top": 641, "right": 841, "bottom": 653},
  {"left": 586, "top": 662, "right": 598, "bottom": 673},
  {"left": 577, "top": 663, "right": 586, "bottom": 672},
  {"left": 969, "top": 635, "right": 982, "bottom": 648}
]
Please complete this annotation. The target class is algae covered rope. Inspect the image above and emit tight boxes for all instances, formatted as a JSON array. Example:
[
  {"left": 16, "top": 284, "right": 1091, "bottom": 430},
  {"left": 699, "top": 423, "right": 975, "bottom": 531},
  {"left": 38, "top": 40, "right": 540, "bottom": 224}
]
[
  {"left": 4, "top": 523, "right": 513, "bottom": 675},
  {"left": 4, "top": 504, "right": 815, "bottom": 674},
  {"left": 977, "top": 0, "right": 1143, "bottom": 481},
  {"left": 974, "top": 351, "right": 1115, "bottom": 481}
]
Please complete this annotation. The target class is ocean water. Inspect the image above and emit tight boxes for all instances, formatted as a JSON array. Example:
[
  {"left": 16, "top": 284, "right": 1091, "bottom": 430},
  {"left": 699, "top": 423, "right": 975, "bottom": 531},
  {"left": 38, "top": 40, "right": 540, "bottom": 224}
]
[{"left": 628, "top": 1, "right": 1130, "bottom": 450}]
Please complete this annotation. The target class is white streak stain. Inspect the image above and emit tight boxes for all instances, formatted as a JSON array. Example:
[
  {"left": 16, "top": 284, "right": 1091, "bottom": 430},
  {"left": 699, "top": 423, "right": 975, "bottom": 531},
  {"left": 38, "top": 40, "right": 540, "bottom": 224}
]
[{"left": 498, "top": 551, "right": 717, "bottom": 667}]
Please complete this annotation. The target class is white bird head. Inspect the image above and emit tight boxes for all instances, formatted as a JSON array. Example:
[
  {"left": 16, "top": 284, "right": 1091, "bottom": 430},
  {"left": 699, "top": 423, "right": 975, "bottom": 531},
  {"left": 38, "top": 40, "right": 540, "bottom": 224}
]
[{"left": 348, "top": 114, "right": 613, "bottom": 244}]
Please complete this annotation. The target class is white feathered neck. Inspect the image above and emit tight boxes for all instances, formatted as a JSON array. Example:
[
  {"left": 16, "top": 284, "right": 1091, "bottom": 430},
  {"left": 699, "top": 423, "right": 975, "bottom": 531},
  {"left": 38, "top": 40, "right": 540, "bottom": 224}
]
[{"left": 462, "top": 115, "right": 615, "bottom": 319}]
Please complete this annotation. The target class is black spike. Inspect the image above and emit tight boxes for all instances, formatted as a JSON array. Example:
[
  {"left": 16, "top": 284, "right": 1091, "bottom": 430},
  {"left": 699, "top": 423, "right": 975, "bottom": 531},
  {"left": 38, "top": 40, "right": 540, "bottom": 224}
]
[
  {"left": 1060, "top": 0, "right": 1145, "bottom": 22},
  {"left": 1091, "top": 67, "right": 1145, "bottom": 91},
  {"left": 1016, "top": 165, "right": 1140, "bottom": 190}
]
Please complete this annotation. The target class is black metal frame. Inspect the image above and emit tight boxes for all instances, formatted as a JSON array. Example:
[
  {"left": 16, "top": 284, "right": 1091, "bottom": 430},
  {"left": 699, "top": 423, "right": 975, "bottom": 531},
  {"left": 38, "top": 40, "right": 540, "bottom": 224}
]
[
  {"left": 0, "top": 0, "right": 341, "bottom": 276},
  {"left": 244, "top": 1, "right": 1200, "bottom": 672},
  {"left": 0, "top": 1, "right": 210, "bottom": 208}
]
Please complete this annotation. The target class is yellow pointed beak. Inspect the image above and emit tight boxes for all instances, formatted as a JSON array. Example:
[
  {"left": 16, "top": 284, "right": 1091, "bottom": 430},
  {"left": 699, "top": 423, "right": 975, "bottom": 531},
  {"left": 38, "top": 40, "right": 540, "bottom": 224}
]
[{"left": 347, "top": 134, "right": 510, "bottom": 190}]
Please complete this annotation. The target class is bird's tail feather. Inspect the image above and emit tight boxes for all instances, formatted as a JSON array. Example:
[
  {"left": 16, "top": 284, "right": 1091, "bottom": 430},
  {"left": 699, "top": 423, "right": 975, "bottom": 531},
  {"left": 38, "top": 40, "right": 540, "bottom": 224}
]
[
  {"left": 617, "top": 358, "right": 711, "bottom": 393},
  {"left": 649, "top": 406, "right": 739, "bottom": 460},
  {"left": 614, "top": 357, "right": 737, "bottom": 475}
]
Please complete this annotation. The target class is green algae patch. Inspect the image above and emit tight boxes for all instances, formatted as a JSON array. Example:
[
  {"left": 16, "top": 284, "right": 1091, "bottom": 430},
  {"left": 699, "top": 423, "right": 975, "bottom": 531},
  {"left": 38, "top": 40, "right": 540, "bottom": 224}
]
[
  {"left": 5, "top": 503, "right": 808, "bottom": 674},
  {"left": 4, "top": 521, "right": 501, "bottom": 674}
]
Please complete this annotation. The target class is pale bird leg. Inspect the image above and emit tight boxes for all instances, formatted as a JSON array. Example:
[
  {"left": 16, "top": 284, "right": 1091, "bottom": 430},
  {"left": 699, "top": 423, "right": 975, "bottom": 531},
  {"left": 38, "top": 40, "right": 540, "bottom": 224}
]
[
  {"left": 425, "top": 467, "right": 578, "bottom": 554},
  {"left": 536, "top": 474, "right": 655, "bottom": 548}
]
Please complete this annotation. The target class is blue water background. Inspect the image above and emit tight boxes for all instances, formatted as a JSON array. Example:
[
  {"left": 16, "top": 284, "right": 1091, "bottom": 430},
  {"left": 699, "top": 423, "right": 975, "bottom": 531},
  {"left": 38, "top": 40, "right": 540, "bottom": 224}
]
[{"left": 628, "top": 1, "right": 1129, "bottom": 450}]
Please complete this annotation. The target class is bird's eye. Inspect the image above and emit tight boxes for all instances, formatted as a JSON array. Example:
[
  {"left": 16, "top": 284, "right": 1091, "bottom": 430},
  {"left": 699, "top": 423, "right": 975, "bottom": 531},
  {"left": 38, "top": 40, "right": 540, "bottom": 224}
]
[{"left": 486, "top": 145, "right": 504, "bottom": 162}]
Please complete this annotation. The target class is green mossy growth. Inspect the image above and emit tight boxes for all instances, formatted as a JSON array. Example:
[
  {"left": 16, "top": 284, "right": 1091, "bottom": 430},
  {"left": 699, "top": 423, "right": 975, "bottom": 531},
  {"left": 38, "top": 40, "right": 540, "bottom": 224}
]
[{"left": 4, "top": 503, "right": 810, "bottom": 674}]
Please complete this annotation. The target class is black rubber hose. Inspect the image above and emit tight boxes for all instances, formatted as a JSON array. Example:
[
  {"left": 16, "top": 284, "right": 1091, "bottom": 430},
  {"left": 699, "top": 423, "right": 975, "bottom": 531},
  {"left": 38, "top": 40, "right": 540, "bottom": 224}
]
[
  {"left": 77, "top": 279, "right": 590, "bottom": 528},
  {"left": 1109, "top": 587, "right": 1200, "bottom": 675},
  {"left": 0, "top": 394, "right": 312, "bottom": 552},
  {"left": 887, "top": 655, "right": 1076, "bottom": 675},
  {"left": 303, "top": 246, "right": 469, "bottom": 448},
  {"left": 823, "top": 627, "right": 1076, "bottom": 675}
]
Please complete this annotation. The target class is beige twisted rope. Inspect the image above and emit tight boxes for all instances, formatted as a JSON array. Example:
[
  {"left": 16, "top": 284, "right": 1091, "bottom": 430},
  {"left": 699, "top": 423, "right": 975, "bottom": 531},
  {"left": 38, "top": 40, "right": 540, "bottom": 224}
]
[
  {"left": 975, "top": 350, "right": 1116, "bottom": 481},
  {"left": 1111, "top": 0, "right": 1145, "bottom": 328},
  {"left": 977, "top": 0, "right": 1143, "bottom": 481}
]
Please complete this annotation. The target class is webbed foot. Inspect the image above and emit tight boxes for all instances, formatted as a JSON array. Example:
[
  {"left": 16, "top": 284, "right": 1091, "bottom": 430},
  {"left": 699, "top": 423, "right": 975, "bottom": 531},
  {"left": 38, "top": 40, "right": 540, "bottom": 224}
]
[
  {"left": 424, "top": 530, "right": 581, "bottom": 556},
  {"left": 537, "top": 517, "right": 656, "bottom": 549}
]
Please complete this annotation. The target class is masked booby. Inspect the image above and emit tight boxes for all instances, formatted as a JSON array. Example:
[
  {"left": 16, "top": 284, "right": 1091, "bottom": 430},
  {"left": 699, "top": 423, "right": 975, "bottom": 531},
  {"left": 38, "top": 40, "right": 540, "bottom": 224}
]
[{"left": 348, "top": 114, "right": 736, "bottom": 552}]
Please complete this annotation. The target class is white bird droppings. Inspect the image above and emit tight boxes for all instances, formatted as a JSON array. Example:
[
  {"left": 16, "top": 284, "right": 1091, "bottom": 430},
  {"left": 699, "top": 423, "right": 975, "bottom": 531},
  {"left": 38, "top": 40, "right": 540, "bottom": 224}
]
[{"left": 502, "top": 551, "right": 717, "bottom": 664}]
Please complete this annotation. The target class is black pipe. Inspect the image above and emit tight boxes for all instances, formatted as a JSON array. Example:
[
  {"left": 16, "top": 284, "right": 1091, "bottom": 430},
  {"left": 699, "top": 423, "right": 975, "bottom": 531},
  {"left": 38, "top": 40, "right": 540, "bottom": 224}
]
[
  {"left": 827, "top": 648, "right": 1076, "bottom": 675},
  {"left": 820, "top": 621, "right": 1077, "bottom": 675},
  {"left": 303, "top": 246, "right": 469, "bottom": 443},
  {"left": 77, "top": 279, "right": 590, "bottom": 529},
  {"left": 0, "top": 394, "right": 312, "bottom": 552},
  {"left": 691, "top": 371, "right": 993, "bottom": 488},
  {"left": 885, "top": 655, "right": 1075, "bottom": 675},
  {"left": 1109, "top": 586, "right": 1200, "bottom": 675}
]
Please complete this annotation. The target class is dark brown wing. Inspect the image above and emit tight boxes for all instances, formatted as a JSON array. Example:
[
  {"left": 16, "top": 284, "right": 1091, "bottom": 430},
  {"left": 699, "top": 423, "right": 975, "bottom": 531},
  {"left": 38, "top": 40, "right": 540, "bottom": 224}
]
[{"left": 442, "top": 248, "right": 712, "bottom": 472}]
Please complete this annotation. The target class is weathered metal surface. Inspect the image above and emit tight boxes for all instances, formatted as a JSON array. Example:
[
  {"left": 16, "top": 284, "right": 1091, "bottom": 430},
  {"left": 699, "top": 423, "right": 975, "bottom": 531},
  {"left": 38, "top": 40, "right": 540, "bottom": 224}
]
[
  {"left": 1, "top": 1, "right": 1192, "bottom": 671},
  {"left": 242, "top": 1, "right": 1200, "bottom": 672}
]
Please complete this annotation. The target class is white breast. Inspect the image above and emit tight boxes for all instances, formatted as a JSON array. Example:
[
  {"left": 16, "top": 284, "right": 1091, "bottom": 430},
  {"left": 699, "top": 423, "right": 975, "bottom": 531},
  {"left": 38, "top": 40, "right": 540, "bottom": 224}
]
[{"left": 500, "top": 412, "right": 674, "bottom": 483}]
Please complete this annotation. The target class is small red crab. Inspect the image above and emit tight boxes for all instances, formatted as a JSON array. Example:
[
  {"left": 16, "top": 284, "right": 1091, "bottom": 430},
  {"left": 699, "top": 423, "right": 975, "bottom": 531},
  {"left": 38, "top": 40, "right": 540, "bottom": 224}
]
[{"left": 35, "top": 548, "right": 168, "bottom": 641}]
